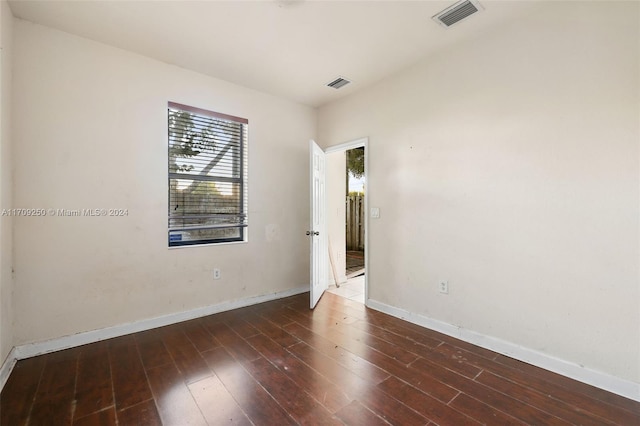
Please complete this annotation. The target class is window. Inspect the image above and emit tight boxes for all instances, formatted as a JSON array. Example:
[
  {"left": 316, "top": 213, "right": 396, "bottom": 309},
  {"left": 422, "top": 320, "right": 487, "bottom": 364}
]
[{"left": 168, "top": 102, "right": 248, "bottom": 246}]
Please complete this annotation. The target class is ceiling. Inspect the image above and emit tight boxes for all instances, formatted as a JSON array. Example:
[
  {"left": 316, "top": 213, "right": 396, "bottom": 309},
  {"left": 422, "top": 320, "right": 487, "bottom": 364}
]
[{"left": 8, "top": 0, "right": 540, "bottom": 107}]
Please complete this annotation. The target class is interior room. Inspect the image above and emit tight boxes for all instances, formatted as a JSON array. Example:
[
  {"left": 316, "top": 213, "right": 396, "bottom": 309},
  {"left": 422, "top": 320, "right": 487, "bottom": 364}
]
[{"left": 0, "top": 0, "right": 638, "bottom": 424}]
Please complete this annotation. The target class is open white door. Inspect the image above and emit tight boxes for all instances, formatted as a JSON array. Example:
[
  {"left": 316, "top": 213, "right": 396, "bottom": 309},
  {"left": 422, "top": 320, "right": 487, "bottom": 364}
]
[{"left": 309, "top": 140, "right": 328, "bottom": 308}]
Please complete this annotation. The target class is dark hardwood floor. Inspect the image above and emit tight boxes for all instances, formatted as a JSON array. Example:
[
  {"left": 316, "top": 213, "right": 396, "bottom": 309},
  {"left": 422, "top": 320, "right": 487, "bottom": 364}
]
[{"left": 1, "top": 292, "right": 639, "bottom": 425}]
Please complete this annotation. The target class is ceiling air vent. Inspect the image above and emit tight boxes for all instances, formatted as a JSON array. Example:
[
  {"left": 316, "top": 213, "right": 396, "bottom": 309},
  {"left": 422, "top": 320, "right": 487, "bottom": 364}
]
[
  {"left": 326, "top": 77, "right": 351, "bottom": 90},
  {"left": 432, "top": 0, "right": 484, "bottom": 28}
]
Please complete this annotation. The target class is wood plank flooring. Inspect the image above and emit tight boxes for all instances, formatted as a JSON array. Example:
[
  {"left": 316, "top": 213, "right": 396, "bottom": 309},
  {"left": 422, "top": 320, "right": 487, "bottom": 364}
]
[{"left": 1, "top": 292, "right": 639, "bottom": 425}]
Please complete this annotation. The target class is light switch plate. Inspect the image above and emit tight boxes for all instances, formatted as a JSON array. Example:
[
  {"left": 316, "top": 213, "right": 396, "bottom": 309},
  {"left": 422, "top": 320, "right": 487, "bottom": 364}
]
[{"left": 371, "top": 207, "right": 380, "bottom": 218}]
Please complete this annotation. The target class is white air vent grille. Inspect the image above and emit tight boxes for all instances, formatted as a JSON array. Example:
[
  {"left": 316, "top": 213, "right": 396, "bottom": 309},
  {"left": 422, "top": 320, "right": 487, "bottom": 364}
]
[
  {"left": 326, "top": 77, "right": 351, "bottom": 89},
  {"left": 433, "top": 0, "right": 483, "bottom": 28}
]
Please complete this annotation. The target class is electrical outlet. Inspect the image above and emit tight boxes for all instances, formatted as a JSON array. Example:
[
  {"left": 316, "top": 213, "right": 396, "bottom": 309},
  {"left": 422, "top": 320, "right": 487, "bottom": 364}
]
[
  {"left": 439, "top": 280, "right": 449, "bottom": 294},
  {"left": 213, "top": 268, "right": 221, "bottom": 280}
]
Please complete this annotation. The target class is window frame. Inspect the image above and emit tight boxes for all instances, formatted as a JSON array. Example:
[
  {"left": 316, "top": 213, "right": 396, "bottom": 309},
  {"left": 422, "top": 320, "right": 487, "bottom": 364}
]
[{"left": 167, "top": 101, "right": 248, "bottom": 247}]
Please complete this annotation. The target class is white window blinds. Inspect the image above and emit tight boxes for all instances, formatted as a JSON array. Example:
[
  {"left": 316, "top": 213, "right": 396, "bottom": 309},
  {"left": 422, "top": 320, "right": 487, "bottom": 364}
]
[{"left": 168, "top": 102, "right": 248, "bottom": 246}]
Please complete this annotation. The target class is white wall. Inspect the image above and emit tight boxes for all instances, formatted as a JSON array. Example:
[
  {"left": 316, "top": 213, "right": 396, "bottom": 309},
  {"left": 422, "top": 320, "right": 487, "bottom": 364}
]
[
  {"left": 0, "top": 0, "right": 14, "bottom": 364},
  {"left": 12, "top": 19, "right": 315, "bottom": 345},
  {"left": 318, "top": 1, "right": 639, "bottom": 385},
  {"left": 326, "top": 150, "right": 346, "bottom": 285}
]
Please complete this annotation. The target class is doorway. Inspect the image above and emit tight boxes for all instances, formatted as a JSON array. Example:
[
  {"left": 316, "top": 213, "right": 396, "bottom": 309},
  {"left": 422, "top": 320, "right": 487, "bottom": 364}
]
[
  {"left": 345, "top": 146, "right": 365, "bottom": 280},
  {"left": 324, "top": 139, "right": 367, "bottom": 304}
]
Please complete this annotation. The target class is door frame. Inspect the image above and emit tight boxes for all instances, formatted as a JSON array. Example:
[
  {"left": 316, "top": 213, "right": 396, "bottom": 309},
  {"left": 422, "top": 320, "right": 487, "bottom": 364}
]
[{"left": 325, "top": 137, "right": 369, "bottom": 305}]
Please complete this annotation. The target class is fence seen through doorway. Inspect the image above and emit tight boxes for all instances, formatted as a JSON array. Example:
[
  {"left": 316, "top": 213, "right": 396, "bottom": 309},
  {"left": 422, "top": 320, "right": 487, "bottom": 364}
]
[{"left": 346, "top": 194, "right": 364, "bottom": 251}]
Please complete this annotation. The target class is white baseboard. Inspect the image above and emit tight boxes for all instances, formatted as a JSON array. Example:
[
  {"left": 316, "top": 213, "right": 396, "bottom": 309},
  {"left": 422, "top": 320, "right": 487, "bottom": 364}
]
[
  {"left": 366, "top": 299, "right": 640, "bottom": 402},
  {"left": 0, "top": 347, "right": 17, "bottom": 391},
  {"left": 12, "top": 286, "right": 308, "bottom": 361}
]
